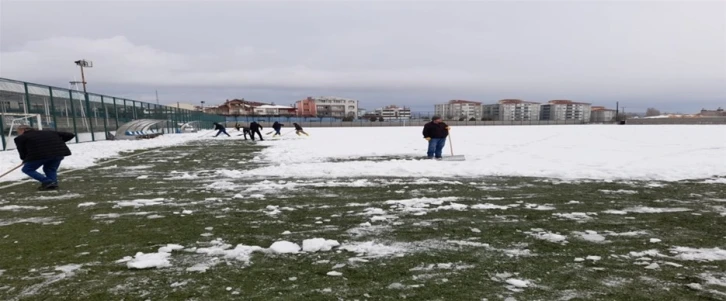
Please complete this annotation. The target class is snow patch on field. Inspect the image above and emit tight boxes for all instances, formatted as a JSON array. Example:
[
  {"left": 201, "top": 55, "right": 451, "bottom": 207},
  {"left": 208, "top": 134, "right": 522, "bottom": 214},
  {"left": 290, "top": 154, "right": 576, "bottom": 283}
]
[
  {"left": 340, "top": 241, "right": 408, "bottom": 258},
  {"left": 385, "top": 197, "right": 463, "bottom": 215},
  {"left": 553, "top": 212, "right": 595, "bottom": 222},
  {"left": 0, "top": 217, "right": 62, "bottom": 227},
  {"left": 302, "top": 238, "right": 340, "bottom": 252},
  {"left": 33, "top": 193, "right": 82, "bottom": 201},
  {"left": 525, "top": 229, "right": 568, "bottom": 244},
  {"left": 217, "top": 126, "right": 726, "bottom": 181},
  {"left": 114, "top": 198, "right": 167, "bottom": 208},
  {"left": 573, "top": 230, "right": 607, "bottom": 243},
  {"left": 0, "top": 205, "right": 47, "bottom": 211},
  {"left": 670, "top": 247, "right": 726, "bottom": 261}
]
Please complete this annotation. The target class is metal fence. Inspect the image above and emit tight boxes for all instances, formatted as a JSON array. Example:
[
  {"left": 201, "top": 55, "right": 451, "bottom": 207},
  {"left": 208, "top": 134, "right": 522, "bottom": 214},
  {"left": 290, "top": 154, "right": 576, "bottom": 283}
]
[
  {"left": 0, "top": 77, "right": 224, "bottom": 151},
  {"left": 224, "top": 116, "right": 590, "bottom": 128}
]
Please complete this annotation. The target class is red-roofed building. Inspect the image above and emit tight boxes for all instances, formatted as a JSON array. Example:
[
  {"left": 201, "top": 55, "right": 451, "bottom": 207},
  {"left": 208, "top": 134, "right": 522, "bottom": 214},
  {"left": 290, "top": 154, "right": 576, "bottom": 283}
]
[{"left": 590, "top": 106, "right": 617, "bottom": 123}]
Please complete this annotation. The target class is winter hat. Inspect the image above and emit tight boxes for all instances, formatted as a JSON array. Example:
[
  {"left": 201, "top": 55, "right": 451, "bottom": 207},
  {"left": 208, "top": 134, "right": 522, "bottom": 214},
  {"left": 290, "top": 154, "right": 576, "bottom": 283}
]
[{"left": 432, "top": 115, "right": 442, "bottom": 121}]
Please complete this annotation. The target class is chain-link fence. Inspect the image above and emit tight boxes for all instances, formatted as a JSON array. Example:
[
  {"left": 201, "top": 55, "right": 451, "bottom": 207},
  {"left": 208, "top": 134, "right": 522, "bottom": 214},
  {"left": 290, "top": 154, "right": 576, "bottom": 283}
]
[
  {"left": 224, "top": 114, "right": 591, "bottom": 128},
  {"left": 0, "top": 77, "right": 224, "bottom": 151}
]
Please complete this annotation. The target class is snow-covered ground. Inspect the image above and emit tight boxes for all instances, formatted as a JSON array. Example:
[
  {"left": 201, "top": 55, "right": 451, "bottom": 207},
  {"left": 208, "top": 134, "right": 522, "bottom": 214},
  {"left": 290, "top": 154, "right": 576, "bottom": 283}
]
[
  {"left": 0, "top": 131, "right": 213, "bottom": 182},
  {"left": 3, "top": 125, "right": 726, "bottom": 183},
  {"left": 241, "top": 125, "right": 726, "bottom": 181}
]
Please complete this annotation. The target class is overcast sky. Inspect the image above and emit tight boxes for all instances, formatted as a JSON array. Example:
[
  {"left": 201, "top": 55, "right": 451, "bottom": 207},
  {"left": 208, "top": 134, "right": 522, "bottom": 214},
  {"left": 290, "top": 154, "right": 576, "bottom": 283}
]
[{"left": 1, "top": 0, "right": 724, "bottom": 113}]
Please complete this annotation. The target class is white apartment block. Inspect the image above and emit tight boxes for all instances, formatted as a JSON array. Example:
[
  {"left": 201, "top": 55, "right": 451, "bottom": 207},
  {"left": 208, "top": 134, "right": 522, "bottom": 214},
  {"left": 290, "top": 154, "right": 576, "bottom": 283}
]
[
  {"left": 540, "top": 100, "right": 591, "bottom": 121},
  {"left": 590, "top": 106, "right": 616, "bottom": 123},
  {"left": 311, "top": 96, "right": 359, "bottom": 118},
  {"left": 434, "top": 100, "right": 482, "bottom": 120},
  {"left": 375, "top": 105, "right": 411, "bottom": 120},
  {"left": 482, "top": 99, "right": 541, "bottom": 121}
]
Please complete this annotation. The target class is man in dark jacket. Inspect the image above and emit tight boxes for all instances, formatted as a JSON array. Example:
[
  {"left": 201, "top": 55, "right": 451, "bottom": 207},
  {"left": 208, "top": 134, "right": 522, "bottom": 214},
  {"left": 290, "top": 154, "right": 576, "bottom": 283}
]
[
  {"left": 14, "top": 125, "right": 75, "bottom": 190},
  {"left": 213, "top": 122, "right": 230, "bottom": 137},
  {"left": 293, "top": 123, "right": 309, "bottom": 136},
  {"left": 272, "top": 121, "right": 284, "bottom": 137},
  {"left": 250, "top": 121, "right": 264, "bottom": 141},
  {"left": 422, "top": 115, "right": 450, "bottom": 159}
]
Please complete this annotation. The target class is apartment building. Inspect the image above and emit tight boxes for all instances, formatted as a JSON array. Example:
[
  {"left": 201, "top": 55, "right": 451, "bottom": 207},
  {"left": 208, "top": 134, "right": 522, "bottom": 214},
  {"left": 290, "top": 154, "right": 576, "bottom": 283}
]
[
  {"left": 590, "top": 106, "right": 617, "bottom": 123},
  {"left": 540, "top": 100, "right": 591, "bottom": 121},
  {"left": 375, "top": 105, "right": 411, "bottom": 120},
  {"left": 434, "top": 100, "right": 482, "bottom": 120},
  {"left": 295, "top": 96, "right": 359, "bottom": 118},
  {"left": 482, "top": 99, "right": 541, "bottom": 121}
]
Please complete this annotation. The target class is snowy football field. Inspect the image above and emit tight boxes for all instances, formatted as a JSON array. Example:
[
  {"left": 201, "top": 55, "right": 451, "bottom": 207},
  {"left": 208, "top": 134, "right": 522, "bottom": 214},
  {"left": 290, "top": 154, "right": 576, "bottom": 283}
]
[{"left": 1, "top": 125, "right": 725, "bottom": 300}]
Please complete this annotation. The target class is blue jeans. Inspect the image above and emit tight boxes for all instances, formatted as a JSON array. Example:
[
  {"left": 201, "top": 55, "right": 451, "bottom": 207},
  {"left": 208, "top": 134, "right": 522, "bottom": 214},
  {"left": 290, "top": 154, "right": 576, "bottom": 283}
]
[
  {"left": 215, "top": 129, "right": 230, "bottom": 137},
  {"left": 22, "top": 157, "right": 63, "bottom": 184},
  {"left": 274, "top": 129, "right": 282, "bottom": 135},
  {"left": 427, "top": 138, "right": 446, "bottom": 158}
]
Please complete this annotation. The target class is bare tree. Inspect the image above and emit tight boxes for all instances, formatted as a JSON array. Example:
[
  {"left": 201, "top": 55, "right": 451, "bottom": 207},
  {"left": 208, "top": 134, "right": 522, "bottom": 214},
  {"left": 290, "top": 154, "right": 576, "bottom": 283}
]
[{"left": 645, "top": 108, "right": 661, "bottom": 117}]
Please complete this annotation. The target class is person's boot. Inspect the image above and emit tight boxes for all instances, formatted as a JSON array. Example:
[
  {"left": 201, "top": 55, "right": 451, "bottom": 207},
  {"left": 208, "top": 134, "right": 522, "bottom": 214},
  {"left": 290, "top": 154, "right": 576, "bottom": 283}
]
[{"left": 38, "top": 182, "right": 58, "bottom": 191}]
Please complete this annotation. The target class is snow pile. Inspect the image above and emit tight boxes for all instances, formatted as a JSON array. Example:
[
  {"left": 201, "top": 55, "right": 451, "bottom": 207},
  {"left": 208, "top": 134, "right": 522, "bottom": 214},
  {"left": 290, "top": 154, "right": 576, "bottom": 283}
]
[
  {"left": 0, "top": 131, "right": 217, "bottom": 183},
  {"left": 700, "top": 272, "right": 726, "bottom": 287},
  {"left": 670, "top": 247, "right": 726, "bottom": 261},
  {"left": 526, "top": 229, "right": 568, "bottom": 244},
  {"left": 269, "top": 241, "right": 301, "bottom": 254},
  {"left": 77, "top": 202, "right": 96, "bottom": 207},
  {"left": 385, "top": 197, "right": 463, "bottom": 215},
  {"left": 226, "top": 126, "right": 726, "bottom": 181},
  {"left": 194, "top": 239, "right": 265, "bottom": 265},
  {"left": 117, "top": 243, "right": 185, "bottom": 269},
  {"left": 492, "top": 272, "right": 535, "bottom": 292},
  {"left": 55, "top": 264, "right": 83, "bottom": 275},
  {"left": 302, "top": 238, "right": 340, "bottom": 252},
  {"left": 340, "top": 241, "right": 408, "bottom": 258},
  {"left": 573, "top": 230, "right": 607, "bottom": 243}
]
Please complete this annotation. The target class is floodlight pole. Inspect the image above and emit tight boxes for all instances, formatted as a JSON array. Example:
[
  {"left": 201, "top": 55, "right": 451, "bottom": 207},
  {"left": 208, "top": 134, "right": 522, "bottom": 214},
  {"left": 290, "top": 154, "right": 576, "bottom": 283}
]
[{"left": 74, "top": 60, "right": 91, "bottom": 93}]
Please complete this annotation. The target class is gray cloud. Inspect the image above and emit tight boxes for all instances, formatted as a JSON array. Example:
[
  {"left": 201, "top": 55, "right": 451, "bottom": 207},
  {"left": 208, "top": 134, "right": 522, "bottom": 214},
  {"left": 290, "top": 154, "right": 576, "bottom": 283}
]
[{"left": 1, "top": 0, "right": 724, "bottom": 113}]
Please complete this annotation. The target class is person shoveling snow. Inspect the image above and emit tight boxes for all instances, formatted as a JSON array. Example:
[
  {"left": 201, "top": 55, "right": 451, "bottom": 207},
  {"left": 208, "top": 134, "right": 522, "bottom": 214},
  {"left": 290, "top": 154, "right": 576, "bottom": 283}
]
[{"left": 422, "top": 115, "right": 465, "bottom": 161}]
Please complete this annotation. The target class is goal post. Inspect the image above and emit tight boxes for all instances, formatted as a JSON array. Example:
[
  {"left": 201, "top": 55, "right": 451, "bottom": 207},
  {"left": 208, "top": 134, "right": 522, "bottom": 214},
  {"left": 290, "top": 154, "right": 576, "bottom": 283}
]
[{"left": 1, "top": 113, "right": 43, "bottom": 137}]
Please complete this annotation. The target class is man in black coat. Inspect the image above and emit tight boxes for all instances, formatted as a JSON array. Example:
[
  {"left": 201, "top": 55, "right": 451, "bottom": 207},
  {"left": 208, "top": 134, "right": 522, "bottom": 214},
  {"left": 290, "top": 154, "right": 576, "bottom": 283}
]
[
  {"left": 422, "top": 115, "right": 450, "bottom": 159},
  {"left": 293, "top": 123, "right": 309, "bottom": 136},
  {"left": 272, "top": 121, "right": 284, "bottom": 137},
  {"left": 213, "top": 122, "right": 230, "bottom": 137},
  {"left": 250, "top": 121, "right": 264, "bottom": 141},
  {"left": 14, "top": 125, "right": 75, "bottom": 190}
]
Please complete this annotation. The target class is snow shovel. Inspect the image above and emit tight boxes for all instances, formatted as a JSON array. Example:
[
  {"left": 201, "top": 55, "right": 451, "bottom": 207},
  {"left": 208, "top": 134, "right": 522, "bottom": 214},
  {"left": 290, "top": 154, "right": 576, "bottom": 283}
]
[
  {"left": 0, "top": 163, "right": 24, "bottom": 180},
  {"left": 440, "top": 133, "right": 466, "bottom": 161}
]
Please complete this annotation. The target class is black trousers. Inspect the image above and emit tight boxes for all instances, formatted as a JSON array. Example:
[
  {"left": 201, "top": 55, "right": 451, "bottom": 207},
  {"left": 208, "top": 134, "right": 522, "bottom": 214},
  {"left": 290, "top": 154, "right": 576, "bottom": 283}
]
[{"left": 251, "top": 129, "right": 264, "bottom": 140}]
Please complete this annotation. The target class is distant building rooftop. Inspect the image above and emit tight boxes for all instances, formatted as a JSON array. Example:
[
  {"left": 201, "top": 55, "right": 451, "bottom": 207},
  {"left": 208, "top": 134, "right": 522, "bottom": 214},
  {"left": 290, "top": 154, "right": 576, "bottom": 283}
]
[
  {"left": 447, "top": 99, "right": 482, "bottom": 105},
  {"left": 498, "top": 99, "right": 540, "bottom": 105},
  {"left": 547, "top": 100, "right": 591, "bottom": 105}
]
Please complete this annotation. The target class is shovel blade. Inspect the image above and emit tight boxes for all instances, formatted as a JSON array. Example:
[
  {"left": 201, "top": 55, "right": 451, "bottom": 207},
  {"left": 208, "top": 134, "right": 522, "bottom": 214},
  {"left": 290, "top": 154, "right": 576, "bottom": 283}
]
[{"left": 440, "top": 155, "right": 466, "bottom": 161}]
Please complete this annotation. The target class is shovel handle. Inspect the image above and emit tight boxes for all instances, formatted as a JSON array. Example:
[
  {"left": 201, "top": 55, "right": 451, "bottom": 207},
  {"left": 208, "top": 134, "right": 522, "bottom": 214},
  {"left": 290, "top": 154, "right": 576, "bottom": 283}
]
[
  {"left": 448, "top": 133, "right": 454, "bottom": 156},
  {"left": 0, "top": 163, "right": 24, "bottom": 180}
]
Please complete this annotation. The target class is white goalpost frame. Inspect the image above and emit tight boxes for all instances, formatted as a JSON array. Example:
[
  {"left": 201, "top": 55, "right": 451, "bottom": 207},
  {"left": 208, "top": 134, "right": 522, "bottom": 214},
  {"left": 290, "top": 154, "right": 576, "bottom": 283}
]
[{"left": 1, "top": 113, "right": 43, "bottom": 138}]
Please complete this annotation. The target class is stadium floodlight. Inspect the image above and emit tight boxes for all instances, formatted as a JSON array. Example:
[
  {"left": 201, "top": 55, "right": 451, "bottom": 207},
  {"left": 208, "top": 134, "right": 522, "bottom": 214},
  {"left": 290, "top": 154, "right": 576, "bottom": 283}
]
[{"left": 74, "top": 59, "right": 93, "bottom": 93}]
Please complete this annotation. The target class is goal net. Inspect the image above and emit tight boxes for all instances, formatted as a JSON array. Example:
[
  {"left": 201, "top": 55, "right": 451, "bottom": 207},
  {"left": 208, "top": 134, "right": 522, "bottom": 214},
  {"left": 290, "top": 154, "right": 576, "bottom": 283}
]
[{"left": 1, "top": 113, "right": 43, "bottom": 137}]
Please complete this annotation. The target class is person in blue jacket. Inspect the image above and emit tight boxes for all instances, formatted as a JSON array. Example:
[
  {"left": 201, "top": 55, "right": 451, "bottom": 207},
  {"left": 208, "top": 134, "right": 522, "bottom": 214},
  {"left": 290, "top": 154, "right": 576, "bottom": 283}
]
[{"left": 272, "top": 121, "right": 284, "bottom": 137}]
